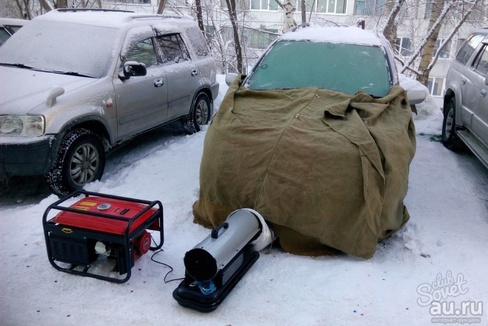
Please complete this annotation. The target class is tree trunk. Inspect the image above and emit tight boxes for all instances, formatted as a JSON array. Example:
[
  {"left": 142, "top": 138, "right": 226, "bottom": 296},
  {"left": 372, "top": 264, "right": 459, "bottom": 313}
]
[
  {"left": 300, "top": 0, "right": 306, "bottom": 24},
  {"left": 225, "top": 0, "right": 243, "bottom": 73},
  {"left": 56, "top": 0, "right": 68, "bottom": 8},
  {"left": 417, "top": 0, "right": 445, "bottom": 86},
  {"left": 195, "top": 0, "right": 205, "bottom": 33},
  {"left": 382, "top": 0, "right": 405, "bottom": 52},
  {"left": 400, "top": 0, "right": 452, "bottom": 78},
  {"left": 39, "top": 0, "right": 53, "bottom": 11},
  {"left": 282, "top": 0, "right": 296, "bottom": 33},
  {"left": 427, "top": 0, "right": 481, "bottom": 72},
  {"left": 157, "top": 0, "right": 168, "bottom": 14},
  {"left": 14, "top": 0, "right": 31, "bottom": 19}
]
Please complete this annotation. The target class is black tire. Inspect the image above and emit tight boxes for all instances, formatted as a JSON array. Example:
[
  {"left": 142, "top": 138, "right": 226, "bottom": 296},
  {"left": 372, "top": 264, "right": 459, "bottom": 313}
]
[
  {"left": 183, "top": 93, "right": 211, "bottom": 134},
  {"left": 46, "top": 129, "right": 105, "bottom": 196},
  {"left": 441, "top": 98, "right": 464, "bottom": 151}
]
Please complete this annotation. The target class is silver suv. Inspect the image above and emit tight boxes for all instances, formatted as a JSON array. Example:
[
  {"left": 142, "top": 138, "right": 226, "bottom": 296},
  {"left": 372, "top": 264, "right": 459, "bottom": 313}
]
[
  {"left": 0, "top": 9, "right": 219, "bottom": 195},
  {"left": 442, "top": 28, "right": 488, "bottom": 168}
]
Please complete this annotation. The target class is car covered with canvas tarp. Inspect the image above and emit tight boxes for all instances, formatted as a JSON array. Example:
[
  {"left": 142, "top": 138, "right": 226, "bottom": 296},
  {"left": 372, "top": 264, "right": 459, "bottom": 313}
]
[{"left": 192, "top": 25, "right": 425, "bottom": 259}]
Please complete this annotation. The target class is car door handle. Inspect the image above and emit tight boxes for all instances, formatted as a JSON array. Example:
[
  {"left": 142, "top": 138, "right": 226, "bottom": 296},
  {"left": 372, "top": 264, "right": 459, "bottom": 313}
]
[
  {"left": 191, "top": 69, "right": 198, "bottom": 77},
  {"left": 481, "top": 89, "right": 487, "bottom": 97},
  {"left": 154, "top": 78, "right": 164, "bottom": 87}
]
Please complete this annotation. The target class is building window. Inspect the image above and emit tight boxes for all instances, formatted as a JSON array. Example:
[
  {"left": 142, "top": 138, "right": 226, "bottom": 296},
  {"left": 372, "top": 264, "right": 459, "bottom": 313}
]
[
  {"left": 395, "top": 37, "right": 411, "bottom": 56},
  {"left": 424, "top": 1, "right": 433, "bottom": 19},
  {"left": 434, "top": 39, "right": 451, "bottom": 59},
  {"left": 427, "top": 77, "right": 444, "bottom": 96},
  {"left": 355, "top": 0, "right": 385, "bottom": 15},
  {"left": 295, "top": 0, "right": 346, "bottom": 13},
  {"left": 251, "top": 0, "right": 279, "bottom": 11},
  {"left": 246, "top": 28, "right": 278, "bottom": 49}
]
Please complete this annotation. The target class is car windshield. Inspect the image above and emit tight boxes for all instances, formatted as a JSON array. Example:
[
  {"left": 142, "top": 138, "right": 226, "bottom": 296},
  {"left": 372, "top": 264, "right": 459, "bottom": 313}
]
[
  {"left": 245, "top": 40, "right": 392, "bottom": 98},
  {"left": 0, "top": 20, "right": 120, "bottom": 78}
]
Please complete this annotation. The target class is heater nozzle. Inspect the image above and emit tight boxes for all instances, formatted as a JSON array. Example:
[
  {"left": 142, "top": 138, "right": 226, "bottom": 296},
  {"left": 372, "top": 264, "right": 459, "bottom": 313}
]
[{"left": 184, "top": 248, "right": 218, "bottom": 282}]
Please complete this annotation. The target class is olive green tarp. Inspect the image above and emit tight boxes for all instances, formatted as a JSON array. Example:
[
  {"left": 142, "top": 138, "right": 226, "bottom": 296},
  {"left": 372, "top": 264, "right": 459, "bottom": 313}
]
[{"left": 193, "top": 75, "right": 416, "bottom": 259}]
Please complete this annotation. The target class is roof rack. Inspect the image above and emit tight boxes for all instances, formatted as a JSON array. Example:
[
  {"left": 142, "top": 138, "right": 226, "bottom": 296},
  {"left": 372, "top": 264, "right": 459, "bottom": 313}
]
[
  {"left": 56, "top": 8, "right": 135, "bottom": 13},
  {"left": 132, "top": 14, "right": 187, "bottom": 20}
]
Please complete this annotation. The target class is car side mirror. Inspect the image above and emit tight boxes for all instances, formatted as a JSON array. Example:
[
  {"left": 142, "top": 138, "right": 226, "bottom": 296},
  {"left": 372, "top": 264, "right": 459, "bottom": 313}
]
[
  {"left": 406, "top": 89, "right": 426, "bottom": 105},
  {"left": 119, "top": 61, "right": 147, "bottom": 80}
]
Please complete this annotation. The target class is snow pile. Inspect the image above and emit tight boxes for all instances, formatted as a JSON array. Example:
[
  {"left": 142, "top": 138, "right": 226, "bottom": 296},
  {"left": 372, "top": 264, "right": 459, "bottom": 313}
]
[{"left": 399, "top": 74, "right": 441, "bottom": 119}]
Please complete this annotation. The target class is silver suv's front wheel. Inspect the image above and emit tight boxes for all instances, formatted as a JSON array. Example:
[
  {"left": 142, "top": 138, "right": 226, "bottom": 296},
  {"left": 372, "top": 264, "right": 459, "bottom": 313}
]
[
  {"left": 441, "top": 98, "right": 464, "bottom": 151},
  {"left": 46, "top": 129, "right": 105, "bottom": 196}
]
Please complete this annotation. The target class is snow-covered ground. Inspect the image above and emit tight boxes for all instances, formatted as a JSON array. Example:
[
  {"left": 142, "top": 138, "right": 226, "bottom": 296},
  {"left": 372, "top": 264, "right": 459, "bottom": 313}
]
[{"left": 1, "top": 76, "right": 487, "bottom": 326}]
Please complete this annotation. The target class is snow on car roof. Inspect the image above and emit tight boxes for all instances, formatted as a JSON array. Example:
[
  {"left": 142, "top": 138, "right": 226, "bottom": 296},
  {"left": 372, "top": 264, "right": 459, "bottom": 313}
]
[
  {"left": 0, "top": 17, "right": 29, "bottom": 27},
  {"left": 34, "top": 9, "right": 192, "bottom": 29},
  {"left": 280, "top": 25, "right": 383, "bottom": 47}
]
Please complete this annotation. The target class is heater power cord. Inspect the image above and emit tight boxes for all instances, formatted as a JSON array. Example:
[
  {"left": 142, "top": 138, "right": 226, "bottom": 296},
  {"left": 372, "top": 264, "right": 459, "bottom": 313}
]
[{"left": 149, "top": 249, "right": 185, "bottom": 284}]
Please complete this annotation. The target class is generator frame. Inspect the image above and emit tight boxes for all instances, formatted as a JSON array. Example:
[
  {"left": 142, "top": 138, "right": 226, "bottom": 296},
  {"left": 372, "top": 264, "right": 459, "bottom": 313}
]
[{"left": 42, "top": 190, "right": 164, "bottom": 283}]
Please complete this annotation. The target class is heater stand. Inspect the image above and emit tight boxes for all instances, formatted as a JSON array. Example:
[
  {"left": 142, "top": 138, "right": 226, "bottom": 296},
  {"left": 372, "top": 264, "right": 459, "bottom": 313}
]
[{"left": 173, "top": 244, "right": 259, "bottom": 312}]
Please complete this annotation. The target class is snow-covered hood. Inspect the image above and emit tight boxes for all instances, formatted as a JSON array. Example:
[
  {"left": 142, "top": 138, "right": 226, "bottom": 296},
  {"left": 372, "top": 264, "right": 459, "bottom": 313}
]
[{"left": 0, "top": 66, "right": 98, "bottom": 115}]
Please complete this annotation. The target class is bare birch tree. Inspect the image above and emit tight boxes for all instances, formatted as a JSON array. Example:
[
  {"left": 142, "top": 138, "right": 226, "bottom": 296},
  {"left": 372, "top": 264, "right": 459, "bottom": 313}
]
[
  {"left": 416, "top": 0, "right": 450, "bottom": 85},
  {"left": 390, "top": 0, "right": 486, "bottom": 85},
  {"left": 14, "top": 0, "right": 33, "bottom": 19},
  {"left": 382, "top": 0, "right": 406, "bottom": 51},
  {"left": 157, "top": 0, "right": 168, "bottom": 13},
  {"left": 194, "top": 0, "right": 205, "bottom": 32},
  {"left": 224, "top": 0, "right": 243, "bottom": 73}
]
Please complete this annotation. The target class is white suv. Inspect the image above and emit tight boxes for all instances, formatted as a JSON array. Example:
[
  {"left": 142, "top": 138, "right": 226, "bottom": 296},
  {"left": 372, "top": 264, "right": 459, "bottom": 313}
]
[{"left": 0, "top": 9, "right": 219, "bottom": 195}]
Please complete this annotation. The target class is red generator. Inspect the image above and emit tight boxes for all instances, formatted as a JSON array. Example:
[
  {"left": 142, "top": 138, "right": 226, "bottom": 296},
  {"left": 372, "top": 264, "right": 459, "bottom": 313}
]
[{"left": 43, "top": 190, "right": 164, "bottom": 283}]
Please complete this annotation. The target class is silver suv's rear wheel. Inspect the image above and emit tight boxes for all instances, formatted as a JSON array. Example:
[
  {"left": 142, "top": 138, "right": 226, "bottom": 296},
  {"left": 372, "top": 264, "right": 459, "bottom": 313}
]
[
  {"left": 46, "top": 129, "right": 105, "bottom": 196},
  {"left": 184, "top": 93, "right": 211, "bottom": 134}
]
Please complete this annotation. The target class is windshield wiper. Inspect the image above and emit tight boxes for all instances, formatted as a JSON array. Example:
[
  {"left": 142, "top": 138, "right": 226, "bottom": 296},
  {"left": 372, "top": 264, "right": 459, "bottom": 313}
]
[
  {"left": 0, "top": 62, "right": 34, "bottom": 70},
  {"left": 50, "top": 70, "right": 96, "bottom": 78},
  {"left": 0, "top": 63, "right": 95, "bottom": 78}
]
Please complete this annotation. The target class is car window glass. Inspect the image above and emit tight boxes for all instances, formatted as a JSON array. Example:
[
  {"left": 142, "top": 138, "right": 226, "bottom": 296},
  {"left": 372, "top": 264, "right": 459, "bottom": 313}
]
[
  {"left": 0, "top": 28, "right": 10, "bottom": 46},
  {"left": 185, "top": 27, "right": 210, "bottom": 58},
  {"left": 8, "top": 25, "right": 23, "bottom": 33},
  {"left": 473, "top": 45, "right": 488, "bottom": 76},
  {"left": 246, "top": 40, "right": 392, "bottom": 98},
  {"left": 157, "top": 33, "right": 190, "bottom": 65},
  {"left": 125, "top": 38, "right": 158, "bottom": 68},
  {"left": 456, "top": 33, "right": 485, "bottom": 65}
]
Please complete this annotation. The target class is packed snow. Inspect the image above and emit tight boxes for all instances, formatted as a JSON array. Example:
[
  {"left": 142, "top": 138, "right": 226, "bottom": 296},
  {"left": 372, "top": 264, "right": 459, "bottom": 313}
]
[{"left": 1, "top": 75, "right": 487, "bottom": 326}]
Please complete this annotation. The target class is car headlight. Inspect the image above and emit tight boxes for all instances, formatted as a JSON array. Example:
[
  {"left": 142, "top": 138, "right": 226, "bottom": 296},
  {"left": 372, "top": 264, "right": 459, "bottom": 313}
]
[{"left": 0, "top": 115, "right": 45, "bottom": 136}]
